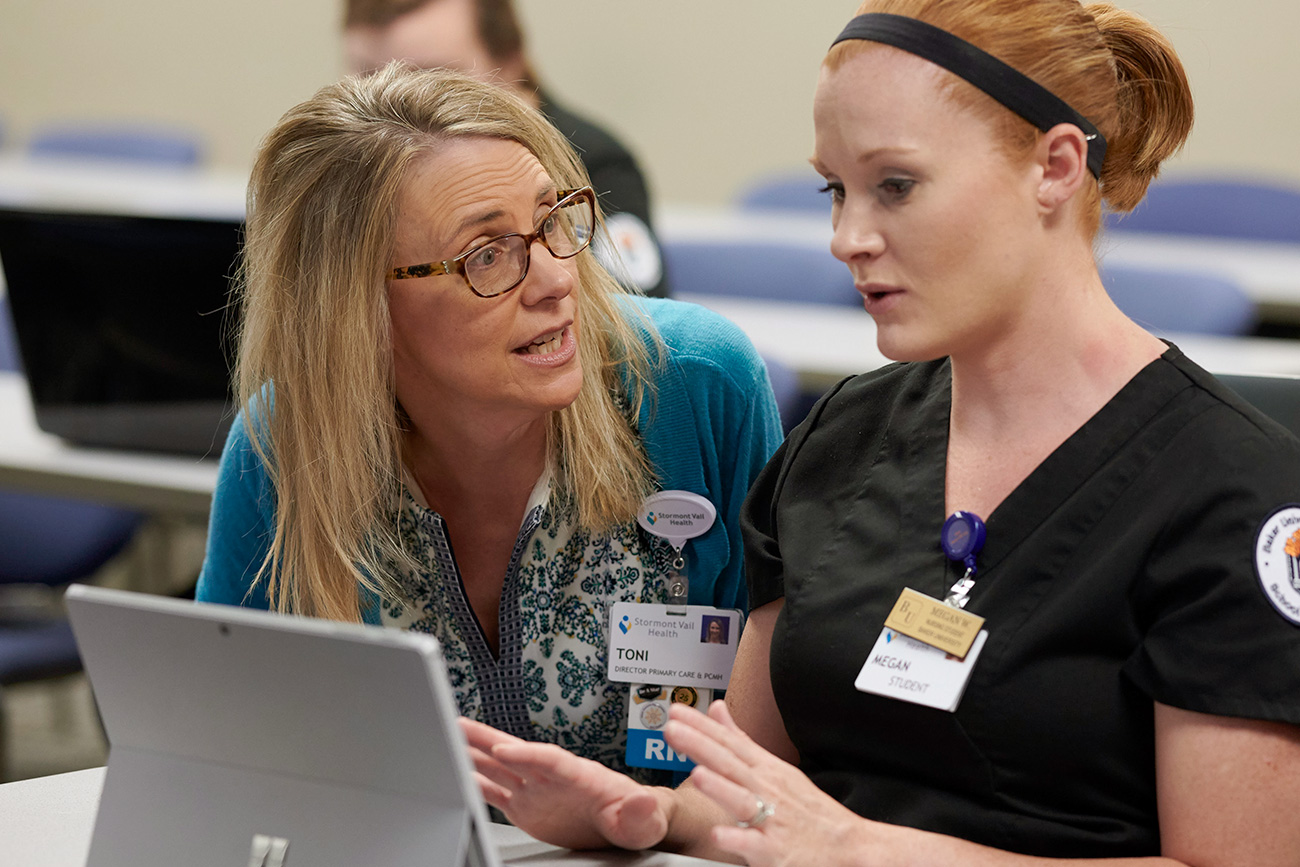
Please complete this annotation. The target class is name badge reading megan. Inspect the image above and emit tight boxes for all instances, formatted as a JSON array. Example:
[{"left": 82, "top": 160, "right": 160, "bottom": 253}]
[{"left": 855, "top": 627, "right": 988, "bottom": 712}]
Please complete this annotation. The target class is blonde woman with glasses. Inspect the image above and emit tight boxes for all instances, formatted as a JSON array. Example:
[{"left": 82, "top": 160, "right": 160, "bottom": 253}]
[{"left": 196, "top": 63, "right": 783, "bottom": 778}]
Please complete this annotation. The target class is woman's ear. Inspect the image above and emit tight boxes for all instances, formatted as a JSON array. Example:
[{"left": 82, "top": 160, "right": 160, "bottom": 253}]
[{"left": 1035, "top": 123, "right": 1091, "bottom": 213}]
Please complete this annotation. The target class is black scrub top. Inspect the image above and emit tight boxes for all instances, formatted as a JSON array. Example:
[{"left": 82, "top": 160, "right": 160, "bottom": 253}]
[{"left": 743, "top": 345, "right": 1300, "bottom": 858}]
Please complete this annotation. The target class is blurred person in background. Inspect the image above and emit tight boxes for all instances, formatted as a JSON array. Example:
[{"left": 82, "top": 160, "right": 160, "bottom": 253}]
[{"left": 344, "top": 0, "right": 670, "bottom": 297}]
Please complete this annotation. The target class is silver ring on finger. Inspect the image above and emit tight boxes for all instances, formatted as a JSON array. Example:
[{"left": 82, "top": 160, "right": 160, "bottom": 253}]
[{"left": 736, "top": 797, "right": 775, "bottom": 828}]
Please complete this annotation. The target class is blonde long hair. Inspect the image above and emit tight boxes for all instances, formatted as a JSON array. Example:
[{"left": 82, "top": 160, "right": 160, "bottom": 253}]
[
  {"left": 828, "top": 0, "right": 1194, "bottom": 236},
  {"left": 237, "top": 63, "right": 657, "bottom": 621}
]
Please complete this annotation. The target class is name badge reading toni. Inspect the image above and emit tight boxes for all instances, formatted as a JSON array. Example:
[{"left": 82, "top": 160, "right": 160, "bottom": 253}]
[
  {"left": 883, "top": 587, "right": 985, "bottom": 659},
  {"left": 608, "top": 602, "right": 741, "bottom": 689}
]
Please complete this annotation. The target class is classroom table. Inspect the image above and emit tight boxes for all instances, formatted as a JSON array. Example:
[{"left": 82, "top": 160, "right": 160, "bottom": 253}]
[
  {"left": 658, "top": 207, "right": 1300, "bottom": 327},
  {"left": 0, "top": 154, "right": 246, "bottom": 219},
  {"left": 2, "top": 161, "right": 1297, "bottom": 323},
  {"left": 0, "top": 767, "right": 724, "bottom": 867},
  {"left": 677, "top": 293, "right": 1300, "bottom": 392},
  {"left": 0, "top": 372, "right": 218, "bottom": 517},
  {"left": 7, "top": 298, "right": 1300, "bottom": 512}
]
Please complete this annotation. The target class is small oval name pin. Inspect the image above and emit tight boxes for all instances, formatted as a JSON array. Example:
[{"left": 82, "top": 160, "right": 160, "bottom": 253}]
[{"left": 637, "top": 490, "right": 716, "bottom": 550}]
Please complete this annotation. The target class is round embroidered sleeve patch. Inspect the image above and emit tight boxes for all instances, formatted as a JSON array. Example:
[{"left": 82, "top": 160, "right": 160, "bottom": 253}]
[
  {"left": 1254, "top": 504, "right": 1300, "bottom": 626},
  {"left": 594, "top": 212, "right": 663, "bottom": 291}
]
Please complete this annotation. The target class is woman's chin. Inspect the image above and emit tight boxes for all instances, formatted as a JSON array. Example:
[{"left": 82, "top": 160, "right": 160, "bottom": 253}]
[{"left": 540, "top": 366, "right": 585, "bottom": 414}]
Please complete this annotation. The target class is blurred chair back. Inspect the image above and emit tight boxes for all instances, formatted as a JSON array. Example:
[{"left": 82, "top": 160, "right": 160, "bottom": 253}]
[
  {"left": 1106, "top": 177, "right": 1300, "bottom": 244},
  {"left": 27, "top": 123, "right": 203, "bottom": 167},
  {"left": 736, "top": 169, "right": 830, "bottom": 215},
  {"left": 0, "top": 297, "right": 19, "bottom": 372},
  {"left": 1215, "top": 373, "right": 1300, "bottom": 438},
  {"left": 760, "top": 353, "right": 804, "bottom": 434},
  {"left": 1101, "top": 263, "right": 1257, "bottom": 336},
  {"left": 662, "top": 237, "right": 859, "bottom": 307}
]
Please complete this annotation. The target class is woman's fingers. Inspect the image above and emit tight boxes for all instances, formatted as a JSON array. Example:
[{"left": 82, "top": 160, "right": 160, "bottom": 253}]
[
  {"left": 709, "top": 824, "right": 769, "bottom": 864},
  {"left": 466, "top": 743, "right": 526, "bottom": 792},
  {"left": 596, "top": 788, "right": 670, "bottom": 851},
  {"left": 474, "top": 770, "right": 513, "bottom": 811},
  {"left": 489, "top": 741, "right": 588, "bottom": 783},
  {"left": 689, "top": 763, "right": 772, "bottom": 825},
  {"left": 459, "top": 716, "right": 521, "bottom": 750},
  {"left": 666, "top": 718, "right": 759, "bottom": 790},
  {"left": 669, "top": 700, "right": 771, "bottom": 767},
  {"left": 664, "top": 702, "right": 784, "bottom": 797}
]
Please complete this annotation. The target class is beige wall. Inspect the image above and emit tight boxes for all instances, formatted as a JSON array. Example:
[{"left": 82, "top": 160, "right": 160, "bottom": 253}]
[{"left": 2, "top": 0, "right": 1297, "bottom": 207}]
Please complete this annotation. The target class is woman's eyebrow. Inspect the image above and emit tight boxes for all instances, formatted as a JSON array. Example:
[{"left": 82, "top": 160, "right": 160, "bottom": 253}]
[{"left": 449, "top": 185, "right": 557, "bottom": 237}]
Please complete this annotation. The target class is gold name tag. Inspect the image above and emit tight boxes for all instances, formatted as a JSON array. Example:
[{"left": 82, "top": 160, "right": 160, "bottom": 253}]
[{"left": 883, "top": 587, "right": 985, "bottom": 659}]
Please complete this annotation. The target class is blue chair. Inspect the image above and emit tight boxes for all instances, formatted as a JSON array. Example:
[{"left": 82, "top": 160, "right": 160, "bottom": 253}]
[
  {"left": 0, "top": 298, "right": 141, "bottom": 779},
  {"left": 759, "top": 353, "right": 805, "bottom": 434},
  {"left": 0, "top": 300, "right": 18, "bottom": 372},
  {"left": 1106, "top": 176, "right": 1300, "bottom": 244},
  {"left": 27, "top": 123, "right": 203, "bottom": 167},
  {"left": 661, "top": 237, "right": 859, "bottom": 307},
  {"left": 736, "top": 168, "right": 831, "bottom": 215},
  {"left": 1101, "top": 263, "right": 1257, "bottom": 336},
  {"left": 661, "top": 235, "right": 856, "bottom": 429}
]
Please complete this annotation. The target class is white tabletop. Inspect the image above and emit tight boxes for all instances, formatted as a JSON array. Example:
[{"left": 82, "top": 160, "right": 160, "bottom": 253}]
[
  {"left": 0, "top": 372, "right": 218, "bottom": 516},
  {"left": 6, "top": 297, "right": 1300, "bottom": 517},
  {"left": 679, "top": 293, "right": 1300, "bottom": 391},
  {"left": 0, "top": 154, "right": 246, "bottom": 220},
  {"left": 0, "top": 164, "right": 1296, "bottom": 317},
  {"left": 0, "top": 767, "right": 722, "bottom": 867},
  {"left": 660, "top": 207, "right": 1300, "bottom": 325}
]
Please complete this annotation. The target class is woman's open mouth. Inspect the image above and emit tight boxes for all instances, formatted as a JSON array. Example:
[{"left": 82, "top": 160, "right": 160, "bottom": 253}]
[{"left": 521, "top": 328, "right": 565, "bottom": 355}]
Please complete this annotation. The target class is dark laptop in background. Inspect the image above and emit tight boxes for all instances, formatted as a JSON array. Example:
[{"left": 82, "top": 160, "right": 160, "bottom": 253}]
[{"left": 0, "top": 164, "right": 244, "bottom": 457}]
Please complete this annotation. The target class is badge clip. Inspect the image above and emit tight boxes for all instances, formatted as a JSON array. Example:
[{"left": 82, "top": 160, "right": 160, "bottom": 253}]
[
  {"left": 940, "top": 511, "right": 986, "bottom": 610},
  {"left": 666, "top": 552, "right": 689, "bottom": 616},
  {"left": 637, "top": 490, "right": 716, "bottom": 616}
]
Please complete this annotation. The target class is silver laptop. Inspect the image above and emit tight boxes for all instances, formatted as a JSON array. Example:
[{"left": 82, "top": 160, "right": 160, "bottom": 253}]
[{"left": 65, "top": 584, "right": 502, "bottom": 867}]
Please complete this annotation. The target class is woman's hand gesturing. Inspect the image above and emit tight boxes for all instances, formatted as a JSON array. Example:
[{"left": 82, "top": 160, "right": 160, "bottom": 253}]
[
  {"left": 666, "top": 701, "right": 875, "bottom": 867},
  {"left": 459, "top": 717, "right": 671, "bottom": 852}
]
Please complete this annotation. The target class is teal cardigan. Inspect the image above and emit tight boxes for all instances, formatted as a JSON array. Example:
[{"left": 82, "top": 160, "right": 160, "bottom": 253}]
[{"left": 196, "top": 297, "right": 784, "bottom": 621}]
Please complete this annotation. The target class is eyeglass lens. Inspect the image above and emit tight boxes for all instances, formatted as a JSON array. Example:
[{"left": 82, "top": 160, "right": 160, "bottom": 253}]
[{"left": 465, "top": 195, "right": 594, "bottom": 296}]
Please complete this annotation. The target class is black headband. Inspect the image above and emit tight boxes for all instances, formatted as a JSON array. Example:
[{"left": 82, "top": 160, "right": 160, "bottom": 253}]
[{"left": 832, "top": 13, "right": 1107, "bottom": 179}]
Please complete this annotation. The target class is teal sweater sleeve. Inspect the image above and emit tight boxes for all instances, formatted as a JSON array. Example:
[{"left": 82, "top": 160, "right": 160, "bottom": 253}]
[
  {"left": 196, "top": 409, "right": 275, "bottom": 611},
  {"left": 197, "top": 298, "right": 783, "bottom": 618},
  {"left": 631, "top": 297, "right": 784, "bottom": 612}
]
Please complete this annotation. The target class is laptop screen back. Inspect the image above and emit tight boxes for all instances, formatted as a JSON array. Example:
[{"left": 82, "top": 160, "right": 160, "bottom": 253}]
[
  {"left": 65, "top": 584, "right": 501, "bottom": 867},
  {"left": 0, "top": 207, "right": 239, "bottom": 455}
]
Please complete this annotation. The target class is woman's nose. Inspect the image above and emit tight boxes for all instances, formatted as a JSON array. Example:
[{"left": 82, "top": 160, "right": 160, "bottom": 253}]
[
  {"left": 517, "top": 238, "right": 577, "bottom": 305},
  {"left": 829, "top": 199, "right": 886, "bottom": 265}
]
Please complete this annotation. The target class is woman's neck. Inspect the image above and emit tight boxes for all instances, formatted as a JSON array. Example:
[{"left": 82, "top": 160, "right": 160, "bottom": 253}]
[
  {"left": 944, "top": 266, "right": 1166, "bottom": 518},
  {"left": 401, "top": 412, "right": 550, "bottom": 522}
]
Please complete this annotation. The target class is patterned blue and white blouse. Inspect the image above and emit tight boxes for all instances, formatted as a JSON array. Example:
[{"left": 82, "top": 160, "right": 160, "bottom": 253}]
[{"left": 382, "top": 470, "right": 672, "bottom": 776}]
